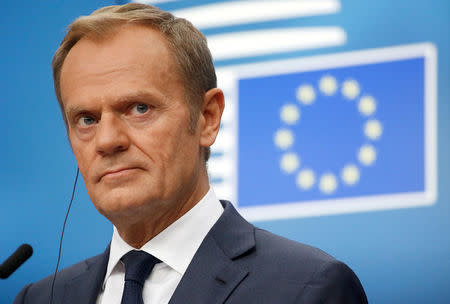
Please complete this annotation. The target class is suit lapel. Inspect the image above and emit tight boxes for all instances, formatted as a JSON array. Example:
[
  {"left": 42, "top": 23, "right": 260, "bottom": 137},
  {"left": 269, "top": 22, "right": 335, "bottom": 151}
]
[
  {"left": 63, "top": 245, "right": 110, "bottom": 304},
  {"left": 169, "top": 201, "right": 255, "bottom": 304}
]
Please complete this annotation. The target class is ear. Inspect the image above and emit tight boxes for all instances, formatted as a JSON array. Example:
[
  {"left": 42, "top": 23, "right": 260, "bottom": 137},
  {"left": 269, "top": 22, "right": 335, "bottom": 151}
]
[{"left": 199, "top": 88, "right": 225, "bottom": 149}]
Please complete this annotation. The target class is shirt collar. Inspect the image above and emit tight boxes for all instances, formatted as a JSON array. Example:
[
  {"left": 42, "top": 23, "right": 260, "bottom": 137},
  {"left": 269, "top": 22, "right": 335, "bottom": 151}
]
[{"left": 103, "top": 188, "right": 223, "bottom": 289}]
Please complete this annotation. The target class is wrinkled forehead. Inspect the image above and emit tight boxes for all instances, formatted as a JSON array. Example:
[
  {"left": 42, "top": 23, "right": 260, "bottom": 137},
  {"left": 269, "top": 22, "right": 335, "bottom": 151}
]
[
  {"left": 62, "top": 23, "right": 175, "bottom": 73},
  {"left": 59, "top": 24, "right": 183, "bottom": 105}
]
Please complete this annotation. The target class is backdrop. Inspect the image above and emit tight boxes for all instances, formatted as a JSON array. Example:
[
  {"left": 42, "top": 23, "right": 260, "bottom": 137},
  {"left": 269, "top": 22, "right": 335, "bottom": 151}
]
[{"left": 1, "top": 0, "right": 449, "bottom": 303}]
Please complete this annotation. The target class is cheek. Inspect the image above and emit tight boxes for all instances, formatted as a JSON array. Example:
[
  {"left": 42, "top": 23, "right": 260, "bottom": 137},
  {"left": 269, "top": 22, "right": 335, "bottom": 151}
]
[
  {"left": 136, "top": 121, "right": 185, "bottom": 161},
  {"left": 71, "top": 141, "right": 96, "bottom": 183},
  {"left": 136, "top": 125, "right": 197, "bottom": 183}
]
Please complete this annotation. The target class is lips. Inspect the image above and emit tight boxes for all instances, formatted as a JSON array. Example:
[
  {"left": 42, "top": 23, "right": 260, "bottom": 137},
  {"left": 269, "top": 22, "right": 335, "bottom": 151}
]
[{"left": 99, "top": 167, "right": 140, "bottom": 181}]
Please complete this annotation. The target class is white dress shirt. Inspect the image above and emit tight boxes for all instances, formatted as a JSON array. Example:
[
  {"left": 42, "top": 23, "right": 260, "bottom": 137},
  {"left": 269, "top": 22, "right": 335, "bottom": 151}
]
[{"left": 96, "top": 189, "right": 224, "bottom": 304}]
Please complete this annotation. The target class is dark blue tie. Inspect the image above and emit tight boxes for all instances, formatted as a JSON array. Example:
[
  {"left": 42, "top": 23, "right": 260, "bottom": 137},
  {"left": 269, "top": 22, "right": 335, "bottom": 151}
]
[{"left": 120, "top": 250, "right": 161, "bottom": 304}]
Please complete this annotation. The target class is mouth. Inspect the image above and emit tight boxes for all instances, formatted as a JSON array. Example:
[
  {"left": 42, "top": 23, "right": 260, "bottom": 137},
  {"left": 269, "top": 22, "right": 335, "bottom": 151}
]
[{"left": 99, "top": 167, "right": 141, "bottom": 181}]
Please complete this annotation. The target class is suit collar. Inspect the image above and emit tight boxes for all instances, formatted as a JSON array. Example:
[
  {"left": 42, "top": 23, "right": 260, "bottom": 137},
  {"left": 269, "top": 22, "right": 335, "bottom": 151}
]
[
  {"left": 210, "top": 200, "right": 256, "bottom": 259},
  {"left": 169, "top": 200, "right": 255, "bottom": 304},
  {"left": 63, "top": 245, "right": 110, "bottom": 304}
]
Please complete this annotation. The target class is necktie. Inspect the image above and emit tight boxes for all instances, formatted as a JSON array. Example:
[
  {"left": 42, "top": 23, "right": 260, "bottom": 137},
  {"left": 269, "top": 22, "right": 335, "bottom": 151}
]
[{"left": 120, "top": 250, "right": 161, "bottom": 304}]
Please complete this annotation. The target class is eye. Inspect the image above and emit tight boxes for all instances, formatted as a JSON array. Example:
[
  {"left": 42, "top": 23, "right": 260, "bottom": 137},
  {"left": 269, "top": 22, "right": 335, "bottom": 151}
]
[
  {"left": 131, "top": 103, "right": 149, "bottom": 115},
  {"left": 77, "top": 115, "right": 96, "bottom": 127}
]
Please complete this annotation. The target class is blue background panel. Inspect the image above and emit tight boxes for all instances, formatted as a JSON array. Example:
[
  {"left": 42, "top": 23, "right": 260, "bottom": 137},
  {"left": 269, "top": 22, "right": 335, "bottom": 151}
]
[{"left": 239, "top": 58, "right": 425, "bottom": 206}]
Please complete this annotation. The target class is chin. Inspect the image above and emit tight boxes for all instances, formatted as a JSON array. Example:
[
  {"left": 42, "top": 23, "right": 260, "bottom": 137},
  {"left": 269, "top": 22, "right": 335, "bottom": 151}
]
[{"left": 100, "top": 189, "right": 161, "bottom": 216}]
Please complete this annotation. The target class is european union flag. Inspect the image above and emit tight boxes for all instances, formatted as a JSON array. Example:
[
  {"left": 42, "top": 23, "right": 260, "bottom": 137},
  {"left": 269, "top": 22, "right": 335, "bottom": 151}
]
[{"left": 236, "top": 45, "right": 436, "bottom": 214}]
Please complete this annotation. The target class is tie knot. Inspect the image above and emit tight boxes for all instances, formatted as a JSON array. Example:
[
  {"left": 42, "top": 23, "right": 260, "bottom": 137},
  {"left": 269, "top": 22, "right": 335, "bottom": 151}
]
[{"left": 121, "top": 250, "right": 160, "bottom": 286}]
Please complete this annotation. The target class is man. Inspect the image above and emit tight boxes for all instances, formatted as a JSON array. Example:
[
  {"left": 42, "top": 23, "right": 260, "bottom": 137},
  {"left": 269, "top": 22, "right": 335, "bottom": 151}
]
[{"left": 14, "top": 3, "right": 367, "bottom": 304}]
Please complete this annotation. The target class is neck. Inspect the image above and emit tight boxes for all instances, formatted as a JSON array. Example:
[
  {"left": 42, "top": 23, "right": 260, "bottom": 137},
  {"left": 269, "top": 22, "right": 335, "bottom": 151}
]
[{"left": 113, "top": 168, "right": 210, "bottom": 249}]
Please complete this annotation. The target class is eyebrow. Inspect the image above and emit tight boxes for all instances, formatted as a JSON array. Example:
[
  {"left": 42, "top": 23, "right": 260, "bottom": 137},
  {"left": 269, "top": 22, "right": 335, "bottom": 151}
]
[
  {"left": 65, "top": 105, "right": 88, "bottom": 120},
  {"left": 115, "top": 91, "right": 162, "bottom": 104},
  {"left": 65, "top": 90, "right": 165, "bottom": 118}
]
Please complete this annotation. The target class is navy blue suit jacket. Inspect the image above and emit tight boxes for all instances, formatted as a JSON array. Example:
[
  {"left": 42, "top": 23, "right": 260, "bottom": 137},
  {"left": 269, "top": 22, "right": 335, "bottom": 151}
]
[{"left": 14, "top": 201, "right": 368, "bottom": 303}]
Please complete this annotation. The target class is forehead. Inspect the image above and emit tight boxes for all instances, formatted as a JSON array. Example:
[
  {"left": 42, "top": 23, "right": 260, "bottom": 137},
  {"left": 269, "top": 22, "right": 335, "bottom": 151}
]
[{"left": 59, "top": 24, "right": 182, "bottom": 105}]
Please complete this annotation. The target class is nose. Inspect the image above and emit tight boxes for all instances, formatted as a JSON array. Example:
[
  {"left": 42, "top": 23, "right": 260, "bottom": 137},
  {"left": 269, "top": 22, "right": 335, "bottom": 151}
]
[{"left": 95, "top": 113, "right": 130, "bottom": 156}]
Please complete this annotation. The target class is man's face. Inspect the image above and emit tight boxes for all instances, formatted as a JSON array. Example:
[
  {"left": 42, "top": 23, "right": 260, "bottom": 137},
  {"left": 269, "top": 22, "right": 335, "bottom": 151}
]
[{"left": 59, "top": 25, "right": 206, "bottom": 224}]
